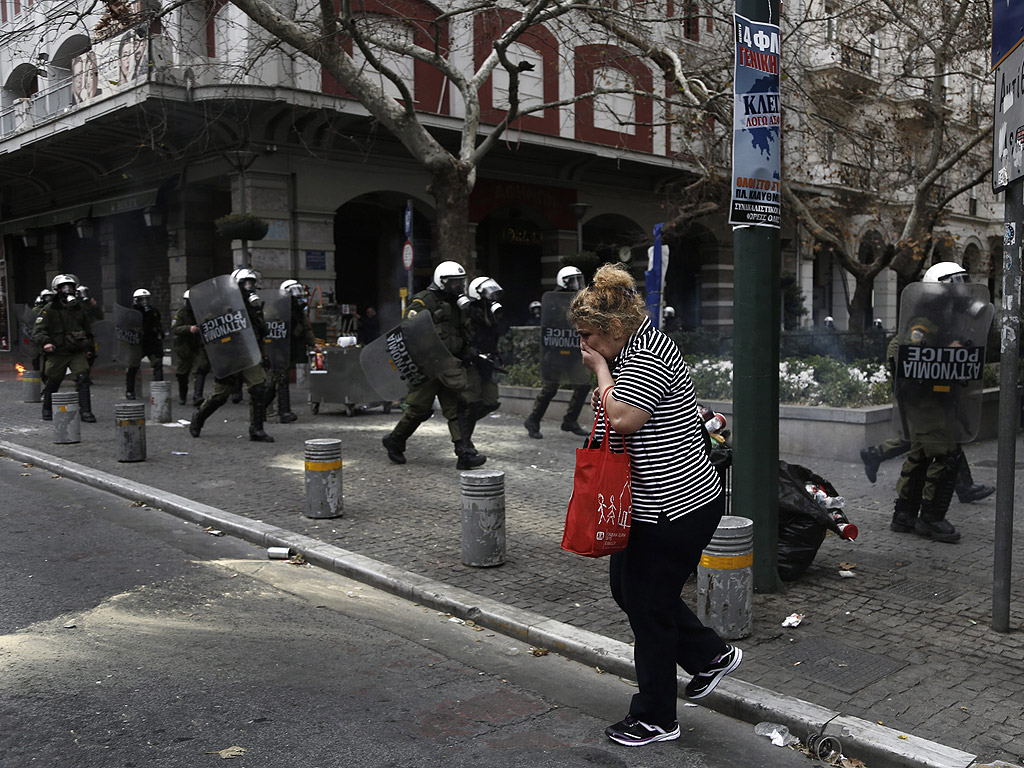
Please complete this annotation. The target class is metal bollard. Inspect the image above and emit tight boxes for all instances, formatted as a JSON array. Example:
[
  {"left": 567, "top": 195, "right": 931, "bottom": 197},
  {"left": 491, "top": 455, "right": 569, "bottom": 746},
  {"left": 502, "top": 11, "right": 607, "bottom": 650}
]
[
  {"left": 149, "top": 380, "right": 172, "bottom": 423},
  {"left": 21, "top": 369, "right": 41, "bottom": 403},
  {"left": 304, "top": 438, "right": 343, "bottom": 518},
  {"left": 114, "top": 403, "right": 146, "bottom": 462},
  {"left": 52, "top": 391, "right": 80, "bottom": 444},
  {"left": 460, "top": 470, "right": 505, "bottom": 567},
  {"left": 696, "top": 515, "right": 754, "bottom": 640}
]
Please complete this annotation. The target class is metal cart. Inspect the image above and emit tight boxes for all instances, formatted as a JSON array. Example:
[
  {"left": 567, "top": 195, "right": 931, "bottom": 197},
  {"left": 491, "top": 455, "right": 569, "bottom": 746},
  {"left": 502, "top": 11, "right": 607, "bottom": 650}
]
[{"left": 308, "top": 346, "right": 393, "bottom": 416}]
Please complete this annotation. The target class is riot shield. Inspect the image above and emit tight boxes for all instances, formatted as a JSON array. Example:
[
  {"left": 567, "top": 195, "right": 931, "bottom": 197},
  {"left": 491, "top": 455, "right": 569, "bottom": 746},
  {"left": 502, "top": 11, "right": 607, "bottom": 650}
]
[
  {"left": 891, "top": 281, "right": 994, "bottom": 444},
  {"left": 539, "top": 291, "right": 589, "bottom": 386},
  {"left": 359, "top": 310, "right": 461, "bottom": 400},
  {"left": 113, "top": 304, "right": 143, "bottom": 366},
  {"left": 258, "top": 288, "right": 291, "bottom": 371},
  {"left": 189, "top": 275, "right": 262, "bottom": 379},
  {"left": 18, "top": 305, "right": 34, "bottom": 360},
  {"left": 309, "top": 346, "right": 381, "bottom": 406},
  {"left": 90, "top": 319, "right": 116, "bottom": 368}
]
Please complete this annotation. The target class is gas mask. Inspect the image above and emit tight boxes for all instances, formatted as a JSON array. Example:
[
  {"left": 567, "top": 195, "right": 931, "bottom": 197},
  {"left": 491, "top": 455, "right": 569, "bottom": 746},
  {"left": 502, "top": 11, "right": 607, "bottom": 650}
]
[{"left": 59, "top": 285, "right": 78, "bottom": 305}]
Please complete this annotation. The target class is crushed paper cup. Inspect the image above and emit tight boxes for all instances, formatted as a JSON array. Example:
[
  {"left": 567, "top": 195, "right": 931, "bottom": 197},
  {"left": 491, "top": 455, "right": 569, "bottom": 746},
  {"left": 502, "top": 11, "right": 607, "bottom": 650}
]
[{"left": 781, "top": 612, "right": 804, "bottom": 627}]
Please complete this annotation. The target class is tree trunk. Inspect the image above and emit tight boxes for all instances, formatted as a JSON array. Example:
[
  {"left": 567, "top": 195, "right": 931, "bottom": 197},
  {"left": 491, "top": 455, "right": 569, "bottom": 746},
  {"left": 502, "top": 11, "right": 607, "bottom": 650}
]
[
  {"left": 848, "top": 276, "right": 875, "bottom": 331},
  {"left": 429, "top": 163, "right": 474, "bottom": 266}
]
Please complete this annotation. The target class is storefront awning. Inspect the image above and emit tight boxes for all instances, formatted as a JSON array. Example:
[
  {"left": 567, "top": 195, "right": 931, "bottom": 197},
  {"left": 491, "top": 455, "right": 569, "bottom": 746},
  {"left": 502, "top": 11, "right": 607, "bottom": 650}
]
[
  {"left": 90, "top": 188, "right": 159, "bottom": 218},
  {"left": 0, "top": 202, "right": 92, "bottom": 234}
]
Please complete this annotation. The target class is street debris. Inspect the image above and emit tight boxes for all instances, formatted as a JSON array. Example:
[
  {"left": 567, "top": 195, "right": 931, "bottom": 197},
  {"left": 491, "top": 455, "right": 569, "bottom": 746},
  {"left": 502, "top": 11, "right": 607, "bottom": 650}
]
[
  {"left": 204, "top": 527, "right": 224, "bottom": 537},
  {"left": 171, "top": 451, "right": 188, "bottom": 455},
  {"left": 782, "top": 612, "right": 804, "bottom": 627},
  {"left": 63, "top": 622, "right": 76, "bottom": 629},
  {"left": 267, "top": 547, "right": 293, "bottom": 559},
  {"left": 839, "top": 570, "right": 856, "bottom": 578},
  {"left": 754, "top": 722, "right": 800, "bottom": 747},
  {"left": 529, "top": 647, "right": 549, "bottom": 657},
  {"left": 206, "top": 745, "right": 247, "bottom": 759}
]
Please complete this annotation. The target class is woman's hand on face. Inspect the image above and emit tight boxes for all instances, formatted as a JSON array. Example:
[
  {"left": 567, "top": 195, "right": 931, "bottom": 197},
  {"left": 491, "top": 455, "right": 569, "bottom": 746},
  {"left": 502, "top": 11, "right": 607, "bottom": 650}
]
[{"left": 579, "top": 339, "right": 606, "bottom": 374}]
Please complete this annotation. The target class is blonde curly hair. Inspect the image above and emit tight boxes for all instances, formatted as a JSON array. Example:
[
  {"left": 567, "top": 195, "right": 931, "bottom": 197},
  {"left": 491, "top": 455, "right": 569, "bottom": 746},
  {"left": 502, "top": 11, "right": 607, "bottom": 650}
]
[{"left": 567, "top": 263, "right": 647, "bottom": 337}]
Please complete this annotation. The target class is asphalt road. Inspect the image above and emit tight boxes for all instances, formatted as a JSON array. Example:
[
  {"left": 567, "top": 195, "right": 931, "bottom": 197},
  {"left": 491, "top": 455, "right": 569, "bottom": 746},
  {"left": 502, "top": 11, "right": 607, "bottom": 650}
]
[{"left": 0, "top": 453, "right": 819, "bottom": 768}]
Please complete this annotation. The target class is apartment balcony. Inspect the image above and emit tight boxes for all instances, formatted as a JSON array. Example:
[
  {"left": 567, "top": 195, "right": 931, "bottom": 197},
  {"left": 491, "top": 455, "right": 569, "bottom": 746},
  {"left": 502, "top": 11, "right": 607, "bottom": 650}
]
[
  {"left": 0, "top": 78, "right": 75, "bottom": 138},
  {"left": 805, "top": 41, "right": 879, "bottom": 95}
]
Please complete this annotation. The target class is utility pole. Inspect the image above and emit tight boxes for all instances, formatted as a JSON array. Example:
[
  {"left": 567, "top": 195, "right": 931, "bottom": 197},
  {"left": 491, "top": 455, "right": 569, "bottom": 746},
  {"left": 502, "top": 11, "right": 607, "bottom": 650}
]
[{"left": 731, "top": 0, "right": 781, "bottom": 592}]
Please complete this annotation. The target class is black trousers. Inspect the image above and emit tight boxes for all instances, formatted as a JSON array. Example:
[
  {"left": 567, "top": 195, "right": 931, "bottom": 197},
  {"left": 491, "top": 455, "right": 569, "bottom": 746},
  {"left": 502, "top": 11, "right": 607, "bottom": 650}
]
[{"left": 610, "top": 493, "right": 728, "bottom": 726}]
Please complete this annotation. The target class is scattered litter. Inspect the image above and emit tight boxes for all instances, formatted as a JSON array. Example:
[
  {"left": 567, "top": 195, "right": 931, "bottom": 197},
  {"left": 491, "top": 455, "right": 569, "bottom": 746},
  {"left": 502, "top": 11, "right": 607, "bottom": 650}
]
[
  {"left": 594, "top": 666, "right": 605, "bottom": 674},
  {"left": 267, "top": 547, "right": 294, "bottom": 559},
  {"left": 839, "top": 562, "right": 857, "bottom": 570},
  {"left": 529, "top": 647, "right": 549, "bottom": 657},
  {"left": 448, "top": 616, "right": 466, "bottom": 625},
  {"left": 176, "top": 419, "right": 191, "bottom": 426},
  {"left": 968, "top": 619, "right": 978, "bottom": 625},
  {"left": 22, "top": 463, "right": 33, "bottom": 468},
  {"left": 286, "top": 553, "right": 307, "bottom": 566},
  {"left": 782, "top": 612, "right": 804, "bottom": 627},
  {"left": 205, "top": 528, "right": 224, "bottom": 537},
  {"left": 49, "top": 474, "right": 61, "bottom": 479},
  {"left": 163, "top": 422, "right": 186, "bottom": 428},
  {"left": 682, "top": 702, "right": 698, "bottom": 708},
  {"left": 171, "top": 451, "right": 188, "bottom": 456},
  {"left": 19, "top": 473, "right": 30, "bottom": 477},
  {"left": 63, "top": 622, "right": 76, "bottom": 629},
  {"left": 754, "top": 722, "right": 800, "bottom": 747},
  {"left": 838, "top": 570, "right": 856, "bottom": 578},
  {"left": 130, "top": 500, "right": 146, "bottom": 507},
  {"left": 206, "top": 745, "right": 247, "bottom": 759}
]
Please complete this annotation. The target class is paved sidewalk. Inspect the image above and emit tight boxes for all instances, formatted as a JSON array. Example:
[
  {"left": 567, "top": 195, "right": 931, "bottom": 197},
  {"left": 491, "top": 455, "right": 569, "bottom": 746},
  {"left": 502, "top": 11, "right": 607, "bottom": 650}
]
[{"left": 3, "top": 367, "right": 1024, "bottom": 766}]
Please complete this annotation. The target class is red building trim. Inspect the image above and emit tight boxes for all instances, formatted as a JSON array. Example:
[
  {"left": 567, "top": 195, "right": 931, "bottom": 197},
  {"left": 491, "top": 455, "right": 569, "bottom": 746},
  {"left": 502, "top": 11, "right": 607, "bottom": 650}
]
[
  {"left": 321, "top": 0, "right": 449, "bottom": 116},
  {"left": 473, "top": 10, "right": 560, "bottom": 136},
  {"left": 574, "top": 44, "right": 653, "bottom": 154}
]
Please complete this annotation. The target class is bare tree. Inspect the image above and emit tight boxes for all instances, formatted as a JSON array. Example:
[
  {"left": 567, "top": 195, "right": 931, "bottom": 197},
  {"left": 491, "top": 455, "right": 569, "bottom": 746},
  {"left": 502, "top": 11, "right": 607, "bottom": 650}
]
[{"left": 782, "top": 0, "right": 992, "bottom": 328}]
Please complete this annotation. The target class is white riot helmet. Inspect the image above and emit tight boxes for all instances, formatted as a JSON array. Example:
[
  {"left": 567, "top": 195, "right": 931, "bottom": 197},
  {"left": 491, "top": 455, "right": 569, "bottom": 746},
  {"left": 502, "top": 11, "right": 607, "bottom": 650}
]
[
  {"left": 76, "top": 285, "right": 90, "bottom": 299},
  {"left": 35, "top": 289, "right": 56, "bottom": 306},
  {"left": 556, "top": 266, "right": 584, "bottom": 291},
  {"left": 923, "top": 261, "right": 969, "bottom": 284},
  {"left": 468, "top": 276, "right": 503, "bottom": 302},
  {"left": 280, "top": 279, "right": 301, "bottom": 295},
  {"left": 183, "top": 289, "right": 190, "bottom": 301},
  {"left": 529, "top": 300, "right": 542, "bottom": 313},
  {"left": 824, "top": 316, "right": 835, "bottom": 328},
  {"left": 432, "top": 261, "right": 467, "bottom": 292},
  {"left": 663, "top": 306, "right": 676, "bottom": 319},
  {"left": 133, "top": 288, "right": 151, "bottom": 305},
  {"left": 51, "top": 273, "right": 78, "bottom": 292},
  {"left": 235, "top": 268, "right": 259, "bottom": 292}
]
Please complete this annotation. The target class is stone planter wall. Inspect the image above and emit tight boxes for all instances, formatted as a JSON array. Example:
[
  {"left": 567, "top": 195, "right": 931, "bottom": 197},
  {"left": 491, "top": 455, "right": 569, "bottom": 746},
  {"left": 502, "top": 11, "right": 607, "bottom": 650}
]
[{"left": 497, "top": 385, "right": 1006, "bottom": 462}]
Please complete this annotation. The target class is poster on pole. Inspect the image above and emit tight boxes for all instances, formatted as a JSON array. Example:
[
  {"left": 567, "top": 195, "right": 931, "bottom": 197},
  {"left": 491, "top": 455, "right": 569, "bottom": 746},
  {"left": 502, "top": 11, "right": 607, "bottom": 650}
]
[{"left": 729, "top": 14, "right": 781, "bottom": 229}]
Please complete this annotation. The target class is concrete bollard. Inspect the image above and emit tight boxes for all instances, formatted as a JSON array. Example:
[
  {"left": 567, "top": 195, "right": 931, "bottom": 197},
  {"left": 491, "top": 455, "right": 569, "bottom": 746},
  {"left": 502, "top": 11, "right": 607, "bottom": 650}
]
[
  {"left": 696, "top": 515, "right": 754, "bottom": 640},
  {"left": 114, "top": 403, "right": 146, "bottom": 462},
  {"left": 149, "top": 380, "right": 172, "bottom": 423},
  {"left": 21, "top": 369, "right": 41, "bottom": 403},
  {"left": 460, "top": 470, "right": 505, "bottom": 567},
  {"left": 52, "top": 391, "right": 80, "bottom": 444},
  {"left": 304, "top": 438, "right": 343, "bottom": 518}
]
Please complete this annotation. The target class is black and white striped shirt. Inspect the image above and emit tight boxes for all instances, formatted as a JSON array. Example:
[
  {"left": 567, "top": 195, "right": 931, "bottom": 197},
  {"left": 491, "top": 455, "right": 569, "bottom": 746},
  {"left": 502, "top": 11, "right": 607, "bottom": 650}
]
[{"left": 600, "top": 317, "right": 722, "bottom": 524}]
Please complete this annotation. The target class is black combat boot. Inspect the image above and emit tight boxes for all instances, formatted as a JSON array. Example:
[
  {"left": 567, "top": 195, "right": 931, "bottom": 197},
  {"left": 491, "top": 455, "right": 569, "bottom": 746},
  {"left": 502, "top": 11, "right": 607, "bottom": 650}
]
[
  {"left": 890, "top": 498, "right": 919, "bottom": 533},
  {"left": 914, "top": 453, "right": 961, "bottom": 543},
  {"left": 76, "top": 373, "right": 96, "bottom": 423},
  {"left": 382, "top": 434, "right": 407, "bottom": 465},
  {"left": 523, "top": 417, "right": 543, "bottom": 439},
  {"left": 192, "top": 372, "right": 207, "bottom": 406},
  {"left": 955, "top": 459, "right": 994, "bottom": 503},
  {"left": 860, "top": 446, "right": 883, "bottom": 483},
  {"left": 41, "top": 380, "right": 58, "bottom": 421},
  {"left": 278, "top": 379, "right": 297, "bottom": 423},
  {"left": 188, "top": 397, "right": 220, "bottom": 438},
  {"left": 561, "top": 420, "right": 589, "bottom": 437},
  {"left": 248, "top": 387, "right": 275, "bottom": 442},
  {"left": 125, "top": 367, "right": 138, "bottom": 399},
  {"left": 455, "top": 441, "right": 486, "bottom": 470},
  {"left": 230, "top": 378, "right": 243, "bottom": 404},
  {"left": 176, "top": 374, "right": 189, "bottom": 405}
]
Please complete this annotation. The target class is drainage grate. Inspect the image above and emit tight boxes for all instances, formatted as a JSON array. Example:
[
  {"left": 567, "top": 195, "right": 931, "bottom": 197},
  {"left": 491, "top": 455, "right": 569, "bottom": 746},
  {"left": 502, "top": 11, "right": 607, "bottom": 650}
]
[
  {"left": 772, "top": 640, "right": 908, "bottom": 694},
  {"left": 886, "top": 579, "right": 959, "bottom": 604}
]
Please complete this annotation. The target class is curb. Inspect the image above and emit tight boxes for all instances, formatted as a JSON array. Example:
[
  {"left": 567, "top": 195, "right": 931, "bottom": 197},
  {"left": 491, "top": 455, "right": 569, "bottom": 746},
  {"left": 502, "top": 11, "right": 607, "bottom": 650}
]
[{"left": 0, "top": 439, "right": 978, "bottom": 768}]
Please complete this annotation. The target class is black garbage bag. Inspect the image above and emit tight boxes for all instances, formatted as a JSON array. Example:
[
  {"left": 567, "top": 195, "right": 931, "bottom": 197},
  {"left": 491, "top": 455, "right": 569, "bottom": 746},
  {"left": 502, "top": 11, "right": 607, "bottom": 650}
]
[{"left": 777, "top": 461, "right": 845, "bottom": 582}]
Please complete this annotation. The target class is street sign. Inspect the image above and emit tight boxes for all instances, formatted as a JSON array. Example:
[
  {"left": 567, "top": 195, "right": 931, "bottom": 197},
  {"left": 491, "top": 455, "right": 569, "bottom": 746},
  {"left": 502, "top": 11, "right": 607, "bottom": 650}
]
[
  {"left": 993, "top": 41, "right": 1024, "bottom": 191},
  {"left": 993, "top": 0, "right": 1024, "bottom": 69},
  {"left": 403, "top": 202, "right": 413, "bottom": 238},
  {"left": 402, "top": 240, "right": 414, "bottom": 271}
]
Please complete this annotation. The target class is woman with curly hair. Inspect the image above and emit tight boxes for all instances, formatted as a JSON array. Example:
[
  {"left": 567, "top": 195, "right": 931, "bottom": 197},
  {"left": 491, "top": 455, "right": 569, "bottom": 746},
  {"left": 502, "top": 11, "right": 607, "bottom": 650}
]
[{"left": 567, "top": 263, "right": 741, "bottom": 747}]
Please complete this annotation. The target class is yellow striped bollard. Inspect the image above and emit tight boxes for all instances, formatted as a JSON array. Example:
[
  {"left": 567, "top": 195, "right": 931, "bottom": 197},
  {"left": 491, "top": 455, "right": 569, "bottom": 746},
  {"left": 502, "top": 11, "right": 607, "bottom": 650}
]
[
  {"left": 696, "top": 515, "right": 753, "bottom": 639},
  {"left": 304, "top": 438, "right": 343, "bottom": 519}
]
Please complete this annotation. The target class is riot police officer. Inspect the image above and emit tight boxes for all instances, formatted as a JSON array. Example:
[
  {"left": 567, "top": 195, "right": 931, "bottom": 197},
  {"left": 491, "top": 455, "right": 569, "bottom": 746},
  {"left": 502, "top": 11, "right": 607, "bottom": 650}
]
[
  {"left": 32, "top": 274, "right": 96, "bottom": 423},
  {"left": 30, "top": 289, "right": 56, "bottom": 375},
  {"left": 463, "top": 276, "right": 507, "bottom": 453},
  {"left": 889, "top": 261, "right": 992, "bottom": 544},
  {"left": 523, "top": 266, "right": 590, "bottom": 439},
  {"left": 170, "top": 289, "right": 210, "bottom": 406},
  {"left": 76, "top": 285, "right": 102, "bottom": 382},
  {"left": 125, "top": 287, "right": 164, "bottom": 399},
  {"left": 188, "top": 269, "right": 274, "bottom": 442},
  {"left": 266, "top": 279, "right": 320, "bottom": 423},
  {"left": 381, "top": 261, "right": 485, "bottom": 469},
  {"left": 662, "top": 305, "right": 682, "bottom": 333}
]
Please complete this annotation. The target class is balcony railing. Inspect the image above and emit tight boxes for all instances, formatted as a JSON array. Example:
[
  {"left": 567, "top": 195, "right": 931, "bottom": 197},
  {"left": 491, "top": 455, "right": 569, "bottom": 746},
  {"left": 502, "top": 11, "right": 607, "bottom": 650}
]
[
  {"left": 0, "top": 78, "right": 74, "bottom": 139},
  {"left": 838, "top": 162, "right": 871, "bottom": 189},
  {"left": 839, "top": 43, "right": 874, "bottom": 77}
]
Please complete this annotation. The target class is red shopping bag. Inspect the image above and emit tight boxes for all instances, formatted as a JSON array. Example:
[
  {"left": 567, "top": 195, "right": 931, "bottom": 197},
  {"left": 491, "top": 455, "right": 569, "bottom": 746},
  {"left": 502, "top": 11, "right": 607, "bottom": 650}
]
[{"left": 561, "top": 388, "right": 632, "bottom": 557}]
